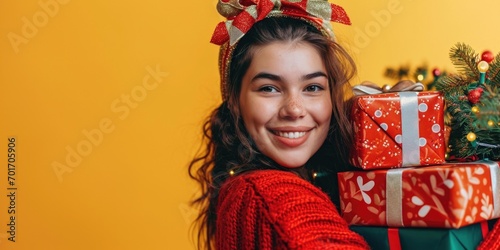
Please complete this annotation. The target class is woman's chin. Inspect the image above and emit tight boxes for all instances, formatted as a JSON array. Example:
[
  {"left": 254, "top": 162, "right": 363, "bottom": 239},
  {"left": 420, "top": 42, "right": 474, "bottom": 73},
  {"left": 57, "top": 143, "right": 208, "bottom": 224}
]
[{"left": 276, "top": 159, "right": 308, "bottom": 169}]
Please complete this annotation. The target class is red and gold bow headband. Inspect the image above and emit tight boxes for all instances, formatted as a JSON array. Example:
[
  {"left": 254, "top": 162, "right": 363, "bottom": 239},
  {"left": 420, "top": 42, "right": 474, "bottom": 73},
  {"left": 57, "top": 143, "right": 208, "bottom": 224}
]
[{"left": 211, "top": 0, "right": 351, "bottom": 101}]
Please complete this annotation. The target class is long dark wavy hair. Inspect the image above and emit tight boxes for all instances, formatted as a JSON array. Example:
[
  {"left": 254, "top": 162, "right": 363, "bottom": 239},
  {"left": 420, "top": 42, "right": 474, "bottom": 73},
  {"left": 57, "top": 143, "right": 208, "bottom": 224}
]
[{"left": 189, "top": 17, "right": 357, "bottom": 250}]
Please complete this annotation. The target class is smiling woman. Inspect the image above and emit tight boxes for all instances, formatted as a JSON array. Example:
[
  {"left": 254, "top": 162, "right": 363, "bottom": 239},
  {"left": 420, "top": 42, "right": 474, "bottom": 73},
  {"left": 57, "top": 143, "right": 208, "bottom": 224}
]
[
  {"left": 188, "top": 1, "right": 369, "bottom": 249},
  {"left": 239, "top": 42, "right": 332, "bottom": 168}
]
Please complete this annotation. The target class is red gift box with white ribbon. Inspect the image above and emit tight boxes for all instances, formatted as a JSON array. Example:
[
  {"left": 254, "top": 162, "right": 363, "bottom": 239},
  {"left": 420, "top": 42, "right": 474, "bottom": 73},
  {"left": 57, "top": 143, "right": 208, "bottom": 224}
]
[
  {"left": 349, "top": 90, "right": 446, "bottom": 169},
  {"left": 338, "top": 161, "right": 500, "bottom": 228}
]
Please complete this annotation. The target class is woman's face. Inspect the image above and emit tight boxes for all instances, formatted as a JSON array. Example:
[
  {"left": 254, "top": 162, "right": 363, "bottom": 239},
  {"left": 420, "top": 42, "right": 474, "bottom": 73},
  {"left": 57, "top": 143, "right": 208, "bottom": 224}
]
[{"left": 239, "top": 41, "right": 332, "bottom": 168}]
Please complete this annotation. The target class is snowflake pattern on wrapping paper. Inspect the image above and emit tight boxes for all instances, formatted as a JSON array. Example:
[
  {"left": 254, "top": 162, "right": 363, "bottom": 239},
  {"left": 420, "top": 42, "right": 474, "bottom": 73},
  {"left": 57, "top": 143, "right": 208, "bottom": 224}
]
[
  {"left": 350, "top": 91, "right": 446, "bottom": 169},
  {"left": 337, "top": 162, "right": 498, "bottom": 228}
]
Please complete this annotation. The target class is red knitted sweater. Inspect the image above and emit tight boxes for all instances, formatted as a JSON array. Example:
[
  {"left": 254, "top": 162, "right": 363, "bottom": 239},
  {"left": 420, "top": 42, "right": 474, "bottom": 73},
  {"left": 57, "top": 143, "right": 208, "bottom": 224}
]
[
  {"left": 216, "top": 169, "right": 369, "bottom": 250},
  {"left": 478, "top": 220, "right": 500, "bottom": 249}
]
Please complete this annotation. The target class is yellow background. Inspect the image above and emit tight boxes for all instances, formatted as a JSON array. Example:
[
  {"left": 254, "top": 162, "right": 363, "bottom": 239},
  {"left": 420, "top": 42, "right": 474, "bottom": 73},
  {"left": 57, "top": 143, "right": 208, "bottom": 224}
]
[{"left": 1, "top": 0, "right": 499, "bottom": 249}]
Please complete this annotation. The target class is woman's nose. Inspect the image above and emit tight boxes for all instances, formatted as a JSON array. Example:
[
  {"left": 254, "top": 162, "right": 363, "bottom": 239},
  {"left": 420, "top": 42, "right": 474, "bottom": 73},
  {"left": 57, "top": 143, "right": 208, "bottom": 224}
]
[{"left": 279, "top": 95, "right": 306, "bottom": 119}]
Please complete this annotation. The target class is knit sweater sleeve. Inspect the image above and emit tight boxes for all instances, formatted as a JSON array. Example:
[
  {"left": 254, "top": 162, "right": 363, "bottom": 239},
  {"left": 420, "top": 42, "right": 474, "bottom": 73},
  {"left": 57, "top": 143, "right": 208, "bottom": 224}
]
[
  {"left": 216, "top": 170, "right": 369, "bottom": 250},
  {"left": 478, "top": 220, "right": 500, "bottom": 250}
]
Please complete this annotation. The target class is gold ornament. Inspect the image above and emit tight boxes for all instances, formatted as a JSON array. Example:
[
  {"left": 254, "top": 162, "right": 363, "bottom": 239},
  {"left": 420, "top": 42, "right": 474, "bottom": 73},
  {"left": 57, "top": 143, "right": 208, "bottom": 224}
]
[
  {"left": 466, "top": 132, "right": 477, "bottom": 142},
  {"left": 471, "top": 106, "right": 480, "bottom": 113},
  {"left": 488, "top": 120, "right": 495, "bottom": 127}
]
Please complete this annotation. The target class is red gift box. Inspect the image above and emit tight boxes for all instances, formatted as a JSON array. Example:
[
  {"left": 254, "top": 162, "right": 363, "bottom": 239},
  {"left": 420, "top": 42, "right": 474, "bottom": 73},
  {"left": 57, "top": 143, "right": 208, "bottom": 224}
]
[
  {"left": 338, "top": 161, "right": 500, "bottom": 228},
  {"left": 349, "top": 91, "right": 446, "bottom": 169}
]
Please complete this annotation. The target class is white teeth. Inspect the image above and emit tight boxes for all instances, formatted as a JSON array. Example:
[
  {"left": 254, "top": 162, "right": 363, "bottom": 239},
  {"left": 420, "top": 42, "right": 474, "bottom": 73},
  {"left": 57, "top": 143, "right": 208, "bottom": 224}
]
[{"left": 278, "top": 131, "right": 306, "bottom": 139}]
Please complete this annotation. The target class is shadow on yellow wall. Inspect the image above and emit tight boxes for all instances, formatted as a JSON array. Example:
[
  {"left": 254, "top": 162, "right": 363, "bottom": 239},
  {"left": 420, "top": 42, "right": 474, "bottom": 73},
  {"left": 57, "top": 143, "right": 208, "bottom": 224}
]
[{"left": 0, "top": 0, "right": 499, "bottom": 249}]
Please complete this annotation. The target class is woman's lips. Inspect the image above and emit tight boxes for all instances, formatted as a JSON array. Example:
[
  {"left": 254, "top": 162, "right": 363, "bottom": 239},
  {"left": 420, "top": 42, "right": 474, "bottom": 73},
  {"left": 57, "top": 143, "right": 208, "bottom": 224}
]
[
  {"left": 276, "top": 131, "right": 306, "bottom": 139},
  {"left": 270, "top": 127, "right": 312, "bottom": 147}
]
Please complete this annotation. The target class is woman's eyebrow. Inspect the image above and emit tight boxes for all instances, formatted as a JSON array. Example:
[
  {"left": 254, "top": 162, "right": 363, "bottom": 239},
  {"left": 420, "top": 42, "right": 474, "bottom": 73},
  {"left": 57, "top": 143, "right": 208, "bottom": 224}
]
[
  {"left": 251, "top": 71, "right": 327, "bottom": 82},
  {"left": 251, "top": 72, "right": 281, "bottom": 82},
  {"left": 301, "top": 71, "right": 327, "bottom": 81}
]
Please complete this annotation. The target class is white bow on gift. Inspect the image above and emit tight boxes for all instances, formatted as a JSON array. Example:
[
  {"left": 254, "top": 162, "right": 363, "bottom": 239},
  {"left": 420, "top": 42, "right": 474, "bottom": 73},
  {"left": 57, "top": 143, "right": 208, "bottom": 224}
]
[{"left": 353, "top": 80, "right": 425, "bottom": 96}]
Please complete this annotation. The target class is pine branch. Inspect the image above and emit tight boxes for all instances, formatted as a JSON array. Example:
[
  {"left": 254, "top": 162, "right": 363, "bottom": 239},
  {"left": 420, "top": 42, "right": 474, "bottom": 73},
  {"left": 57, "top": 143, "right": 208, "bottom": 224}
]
[
  {"left": 449, "top": 43, "right": 480, "bottom": 79},
  {"left": 488, "top": 53, "right": 500, "bottom": 84},
  {"left": 428, "top": 43, "right": 500, "bottom": 160},
  {"left": 436, "top": 74, "right": 468, "bottom": 89}
]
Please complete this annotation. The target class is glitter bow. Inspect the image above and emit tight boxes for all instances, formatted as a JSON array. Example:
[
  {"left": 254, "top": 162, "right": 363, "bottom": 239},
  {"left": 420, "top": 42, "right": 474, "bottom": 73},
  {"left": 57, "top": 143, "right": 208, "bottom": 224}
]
[{"left": 210, "top": 0, "right": 351, "bottom": 46}]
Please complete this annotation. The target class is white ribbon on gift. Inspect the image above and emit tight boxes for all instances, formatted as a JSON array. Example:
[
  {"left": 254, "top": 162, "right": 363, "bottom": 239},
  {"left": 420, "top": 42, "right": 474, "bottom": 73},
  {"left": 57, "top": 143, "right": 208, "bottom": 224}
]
[
  {"left": 385, "top": 160, "right": 500, "bottom": 227},
  {"left": 480, "top": 160, "right": 500, "bottom": 219},
  {"left": 386, "top": 168, "right": 407, "bottom": 227},
  {"left": 399, "top": 92, "right": 421, "bottom": 166}
]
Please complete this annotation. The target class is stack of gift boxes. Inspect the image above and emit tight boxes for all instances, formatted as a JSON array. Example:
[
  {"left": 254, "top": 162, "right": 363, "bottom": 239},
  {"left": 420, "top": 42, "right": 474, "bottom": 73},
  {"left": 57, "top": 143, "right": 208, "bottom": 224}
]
[{"left": 338, "top": 87, "right": 500, "bottom": 249}]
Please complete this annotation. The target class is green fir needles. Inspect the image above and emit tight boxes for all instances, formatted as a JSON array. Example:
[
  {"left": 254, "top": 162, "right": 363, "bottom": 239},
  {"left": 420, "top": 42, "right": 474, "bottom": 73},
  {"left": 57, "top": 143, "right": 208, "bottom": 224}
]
[{"left": 436, "top": 43, "right": 500, "bottom": 160}]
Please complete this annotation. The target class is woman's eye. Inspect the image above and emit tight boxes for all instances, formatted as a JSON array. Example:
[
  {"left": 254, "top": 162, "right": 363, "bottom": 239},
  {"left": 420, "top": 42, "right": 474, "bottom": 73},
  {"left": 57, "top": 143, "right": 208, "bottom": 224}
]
[
  {"left": 259, "top": 86, "right": 278, "bottom": 93},
  {"left": 305, "top": 85, "right": 324, "bottom": 92}
]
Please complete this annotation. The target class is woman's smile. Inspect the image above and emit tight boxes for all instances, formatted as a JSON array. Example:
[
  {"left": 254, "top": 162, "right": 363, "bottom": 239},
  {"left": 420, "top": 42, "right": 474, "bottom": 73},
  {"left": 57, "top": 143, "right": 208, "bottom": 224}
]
[{"left": 271, "top": 130, "right": 311, "bottom": 147}]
